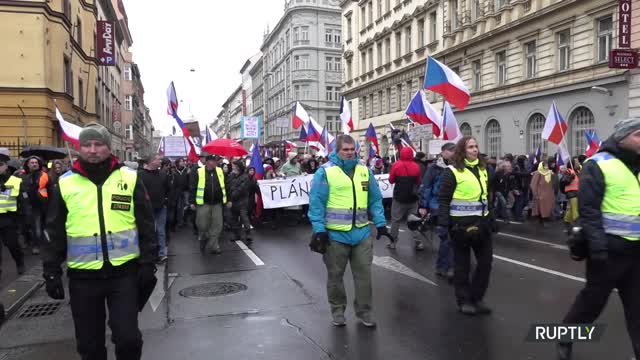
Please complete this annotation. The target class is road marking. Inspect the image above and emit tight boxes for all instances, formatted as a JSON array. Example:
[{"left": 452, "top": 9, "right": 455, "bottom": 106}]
[
  {"left": 373, "top": 256, "right": 437, "bottom": 286},
  {"left": 497, "top": 232, "right": 569, "bottom": 250},
  {"left": 235, "top": 241, "right": 265, "bottom": 266},
  {"left": 493, "top": 254, "right": 585, "bottom": 283},
  {"left": 149, "top": 265, "right": 177, "bottom": 312},
  {"left": 495, "top": 219, "right": 524, "bottom": 225}
]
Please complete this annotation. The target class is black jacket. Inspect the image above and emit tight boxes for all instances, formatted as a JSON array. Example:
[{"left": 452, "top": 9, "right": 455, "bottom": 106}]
[
  {"left": 43, "top": 157, "right": 158, "bottom": 279},
  {"left": 227, "top": 172, "right": 251, "bottom": 203},
  {"left": 438, "top": 163, "right": 494, "bottom": 228},
  {"left": 173, "top": 167, "right": 190, "bottom": 192},
  {"left": 137, "top": 168, "right": 169, "bottom": 209},
  {"left": 578, "top": 137, "right": 640, "bottom": 257},
  {"left": 189, "top": 167, "right": 227, "bottom": 206}
]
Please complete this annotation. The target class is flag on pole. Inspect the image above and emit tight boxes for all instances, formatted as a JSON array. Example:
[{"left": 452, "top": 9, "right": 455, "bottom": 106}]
[
  {"left": 298, "top": 126, "right": 308, "bottom": 142},
  {"left": 55, "top": 104, "right": 81, "bottom": 149},
  {"left": 405, "top": 90, "right": 442, "bottom": 136},
  {"left": 534, "top": 145, "right": 542, "bottom": 165},
  {"left": 423, "top": 56, "right": 471, "bottom": 110},
  {"left": 249, "top": 141, "right": 264, "bottom": 218},
  {"left": 157, "top": 137, "right": 165, "bottom": 156},
  {"left": 285, "top": 140, "right": 298, "bottom": 154},
  {"left": 368, "top": 143, "right": 376, "bottom": 161},
  {"left": 167, "top": 82, "right": 199, "bottom": 162},
  {"left": 556, "top": 151, "right": 564, "bottom": 167},
  {"left": 205, "top": 126, "right": 218, "bottom": 143},
  {"left": 292, "top": 102, "right": 310, "bottom": 129},
  {"left": 542, "top": 102, "right": 568, "bottom": 145},
  {"left": 305, "top": 120, "right": 321, "bottom": 142},
  {"left": 441, "top": 101, "right": 462, "bottom": 141},
  {"left": 365, "top": 123, "right": 379, "bottom": 155},
  {"left": 339, "top": 96, "right": 354, "bottom": 134},
  {"left": 558, "top": 143, "right": 571, "bottom": 165},
  {"left": 585, "top": 130, "right": 601, "bottom": 157}
]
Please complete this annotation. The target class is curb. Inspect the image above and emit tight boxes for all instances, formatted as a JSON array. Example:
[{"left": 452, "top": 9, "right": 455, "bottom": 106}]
[{"left": 0, "top": 265, "right": 45, "bottom": 322}]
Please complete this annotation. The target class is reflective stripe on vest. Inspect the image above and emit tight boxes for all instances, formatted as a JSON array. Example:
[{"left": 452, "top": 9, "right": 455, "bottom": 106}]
[
  {"left": 59, "top": 168, "right": 140, "bottom": 269},
  {"left": 196, "top": 167, "right": 227, "bottom": 205},
  {"left": 448, "top": 165, "right": 489, "bottom": 217},
  {"left": 590, "top": 152, "right": 640, "bottom": 241},
  {"left": 0, "top": 175, "right": 22, "bottom": 214},
  {"left": 324, "top": 164, "right": 370, "bottom": 231}
]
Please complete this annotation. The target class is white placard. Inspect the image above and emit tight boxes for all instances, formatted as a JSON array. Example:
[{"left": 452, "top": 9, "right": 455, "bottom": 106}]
[
  {"left": 258, "top": 174, "right": 394, "bottom": 209},
  {"left": 241, "top": 116, "right": 260, "bottom": 139},
  {"left": 428, "top": 140, "right": 446, "bottom": 155},
  {"left": 163, "top": 136, "right": 190, "bottom": 157}
]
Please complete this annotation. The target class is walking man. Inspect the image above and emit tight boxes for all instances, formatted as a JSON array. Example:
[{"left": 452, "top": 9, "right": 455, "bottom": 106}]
[
  {"left": 43, "top": 122, "right": 158, "bottom": 360},
  {"left": 0, "top": 148, "right": 26, "bottom": 278},
  {"left": 308, "top": 135, "right": 391, "bottom": 327}
]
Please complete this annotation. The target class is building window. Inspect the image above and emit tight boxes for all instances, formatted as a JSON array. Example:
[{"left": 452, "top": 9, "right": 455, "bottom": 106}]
[
  {"left": 418, "top": 19, "right": 425, "bottom": 48},
  {"left": 368, "top": 48, "right": 373, "bottom": 70},
  {"left": 406, "top": 80, "right": 413, "bottom": 104},
  {"left": 369, "top": 94, "right": 374, "bottom": 117},
  {"left": 485, "top": 119, "right": 502, "bottom": 158},
  {"left": 385, "top": 38, "right": 391, "bottom": 63},
  {"left": 558, "top": 30, "right": 570, "bottom": 71},
  {"left": 326, "top": 86, "right": 334, "bottom": 101},
  {"left": 525, "top": 41, "right": 536, "bottom": 79},
  {"left": 361, "top": 51, "right": 367, "bottom": 73},
  {"left": 368, "top": 2, "right": 373, "bottom": 25},
  {"left": 64, "top": 56, "right": 72, "bottom": 95},
  {"left": 496, "top": 0, "right": 507, "bottom": 9},
  {"left": 76, "top": 16, "right": 82, "bottom": 47},
  {"left": 496, "top": 50, "right": 507, "bottom": 85},
  {"left": 326, "top": 56, "right": 333, "bottom": 71},
  {"left": 450, "top": 0, "right": 459, "bottom": 30},
  {"left": 286, "top": 29, "right": 290, "bottom": 50},
  {"left": 386, "top": 0, "right": 390, "bottom": 12},
  {"left": 294, "top": 85, "right": 301, "bottom": 100},
  {"left": 472, "top": 60, "right": 482, "bottom": 90},
  {"left": 347, "top": 16, "right": 352, "bottom": 40},
  {"left": 301, "top": 55, "right": 309, "bottom": 69},
  {"left": 362, "top": 96, "right": 367, "bottom": 118},
  {"left": 378, "top": 90, "right": 383, "bottom": 115},
  {"left": 472, "top": 0, "right": 481, "bottom": 20},
  {"left": 347, "top": 59, "right": 352, "bottom": 80},
  {"left": 396, "top": 84, "right": 402, "bottom": 111},
  {"left": 124, "top": 64, "right": 132, "bottom": 81},
  {"left": 294, "top": 55, "right": 300, "bottom": 70},
  {"left": 301, "top": 26, "right": 309, "bottom": 42},
  {"left": 569, "top": 107, "right": 595, "bottom": 156},
  {"left": 386, "top": 88, "right": 391, "bottom": 114},
  {"left": 125, "top": 95, "right": 133, "bottom": 111},
  {"left": 334, "top": 57, "right": 341, "bottom": 71},
  {"left": 597, "top": 16, "right": 612, "bottom": 63},
  {"left": 429, "top": 12, "right": 437, "bottom": 42},
  {"left": 377, "top": 0, "right": 382, "bottom": 18},
  {"left": 326, "top": 116, "right": 334, "bottom": 132},
  {"left": 293, "top": 27, "right": 300, "bottom": 42},
  {"left": 361, "top": 7, "right": 366, "bottom": 29},
  {"left": 377, "top": 42, "right": 383, "bottom": 67},
  {"left": 325, "top": 29, "right": 333, "bottom": 43},
  {"left": 395, "top": 32, "right": 402, "bottom": 58},
  {"left": 334, "top": 30, "right": 341, "bottom": 44},
  {"left": 460, "top": 122, "right": 472, "bottom": 137},
  {"left": 405, "top": 26, "right": 412, "bottom": 53},
  {"left": 527, "top": 113, "right": 547, "bottom": 154},
  {"left": 78, "top": 78, "right": 84, "bottom": 108}
]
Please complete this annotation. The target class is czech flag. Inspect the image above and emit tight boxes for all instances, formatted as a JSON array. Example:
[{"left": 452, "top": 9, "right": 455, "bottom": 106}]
[
  {"left": 299, "top": 126, "right": 308, "bottom": 142},
  {"left": 55, "top": 103, "right": 81, "bottom": 149},
  {"left": 585, "top": 130, "right": 601, "bottom": 157},
  {"left": 441, "top": 101, "right": 462, "bottom": 141},
  {"left": 365, "top": 123, "right": 379, "bottom": 155},
  {"left": 292, "top": 102, "right": 310, "bottom": 129},
  {"left": 167, "top": 82, "right": 199, "bottom": 162},
  {"left": 157, "top": 137, "right": 165, "bottom": 156},
  {"left": 423, "top": 56, "right": 470, "bottom": 110},
  {"left": 542, "top": 102, "right": 568, "bottom": 145},
  {"left": 249, "top": 141, "right": 264, "bottom": 218},
  {"left": 339, "top": 96, "right": 354, "bottom": 134},
  {"left": 285, "top": 140, "right": 298, "bottom": 154},
  {"left": 534, "top": 144, "right": 542, "bottom": 164},
  {"left": 368, "top": 143, "right": 376, "bottom": 161},
  {"left": 305, "top": 120, "right": 321, "bottom": 142},
  {"left": 557, "top": 143, "right": 571, "bottom": 166},
  {"left": 406, "top": 90, "right": 442, "bottom": 136}
]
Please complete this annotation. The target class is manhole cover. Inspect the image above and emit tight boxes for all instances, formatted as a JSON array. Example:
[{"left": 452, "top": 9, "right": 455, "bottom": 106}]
[
  {"left": 179, "top": 282, "right": 247, "bottom": 298},
  {"left": 18, "top": 302, "right": 63, "bottom": 319}
]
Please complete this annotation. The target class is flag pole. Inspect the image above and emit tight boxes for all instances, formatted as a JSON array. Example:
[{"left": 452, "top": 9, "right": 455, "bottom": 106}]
[
  {"left": 555, "top": 102, "right": 575, "bottom": 170},
  {"left": 65, "top": 141, "right": 73, "bottom": 165}
]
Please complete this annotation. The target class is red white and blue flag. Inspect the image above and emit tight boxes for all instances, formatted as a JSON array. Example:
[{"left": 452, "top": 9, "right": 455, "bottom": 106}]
[
  {"left": 339, "top": 96, "right": 354, "bottom": 134},
  {"left": 406, "top": 90, "right": 442, "bottom": 136},
  {"left": 542, "top": 102, "right": 568, "bottom": 145},
  {"left": 298, "top": 126, "right": 308, "bottom": 142},
  {"left": 368, "top": 143, "right": 376, "bottom": 161},
  {"left": 157, "top": 137, "right": 165, "bottom": 156},
  {"left": 365, "top": 123, "right": 379, "bottom": 155},
  {"left": 585, "top": 130, "right": 601, "bottom": 157},
  {"left": 285, "top": 140, "right": 298, "bottom": 155},
  {"left": 441, "top": 101, "right": 462, "bottom": 141},
  {"left": 55, "top": 103, "right": 81, "bottom": 149},
  {"left": 167, "top": 82, "right": 199, "bottom": 162},
  {"left": 423, "top": 56, "right": 470, "bottom": 110},
  {"left": 292, "top": 102, "right": 310, "bottom": 129},
  {"left": 305, "top": 120, "right": 321, "bottom": 142},
  {"left": 249, "top": 141, "right": 264, "bottom": 218}
]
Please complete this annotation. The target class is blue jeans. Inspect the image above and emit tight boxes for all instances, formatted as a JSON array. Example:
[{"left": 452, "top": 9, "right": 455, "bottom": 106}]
[
  {"left": 433, "top": 215, "right": 453, "bottom": 271},
  {"left": 153, "top": 207, "right": 167, "bottom": 257}
]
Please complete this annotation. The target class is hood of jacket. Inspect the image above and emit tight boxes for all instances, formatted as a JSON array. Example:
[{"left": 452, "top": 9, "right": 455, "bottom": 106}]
[
  {"left": 436, "top": 157, "right": 447, "bottom": 169},
  {"left": 328, "top": 151, "right": 359, "bottom": 173},
  {"left": 399, "top": 147, "right": 414, "bottom": 161}
]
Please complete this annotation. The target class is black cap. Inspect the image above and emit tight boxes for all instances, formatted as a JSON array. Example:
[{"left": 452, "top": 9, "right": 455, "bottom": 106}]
[{"left": 441, "top": 142, "right": 456, "bottom": 151}]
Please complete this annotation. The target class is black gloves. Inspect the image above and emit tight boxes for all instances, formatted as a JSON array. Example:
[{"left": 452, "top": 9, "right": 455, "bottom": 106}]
[
  {"left": 44, "top": 274, "right": 64, "bottom": 300},
  {"left": 309, "top": 232, "right": 330, "bottom": 254},
  {"left": 138, "top": 263, "right": 157, "bottom": 285},
  {"left": 376, "top": 226, "right": 393, "bottom": 242}
]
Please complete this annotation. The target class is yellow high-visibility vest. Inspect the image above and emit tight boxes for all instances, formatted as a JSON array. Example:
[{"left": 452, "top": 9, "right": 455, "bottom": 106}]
[
  {"left": 324, "top": 164, "right": 370, "bottom": 231},
  {"left": 196, "top": 167, "right": 227, "bottom": 205},
  {"left": 0, "top": 175, "right": 22, "bottom": 214},
  {"left": 448, "top": 165, "right": 489, "bottom": 217}
]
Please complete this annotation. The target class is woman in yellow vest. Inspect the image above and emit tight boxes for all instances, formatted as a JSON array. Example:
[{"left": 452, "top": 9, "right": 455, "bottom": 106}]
[
  {"left": 558, "top": 119, "right": 640, "bottom": 360},
  {"left": 437, "top": 136, "right": 497, "bottom": 316}
]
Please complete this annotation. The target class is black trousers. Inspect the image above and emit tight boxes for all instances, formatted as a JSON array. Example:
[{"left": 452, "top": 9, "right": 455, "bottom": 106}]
[
  {"left": 563, "top": 253, "right": 640, "bottom": 356},
  {"left": 451, "top": 225, "right": 493, "bottom": 306},
  {"left": 69, "top": 275, "right": 142, "bottom": 360},
  {"left": 0, "top": 223, "right": 25, "bottom": 271}
]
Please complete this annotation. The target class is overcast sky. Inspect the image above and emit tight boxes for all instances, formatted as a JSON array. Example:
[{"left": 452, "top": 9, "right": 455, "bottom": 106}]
[{"left": 125, "top": 1, "right": 285, "bottom": 135}]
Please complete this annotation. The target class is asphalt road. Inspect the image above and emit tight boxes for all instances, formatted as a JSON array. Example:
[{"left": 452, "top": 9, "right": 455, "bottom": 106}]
[{"left": 0, "top": 217, "right": 635, "bottom": 360}]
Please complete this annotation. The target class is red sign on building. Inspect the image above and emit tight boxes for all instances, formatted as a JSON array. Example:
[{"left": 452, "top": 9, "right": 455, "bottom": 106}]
[
  {"left": 609, "top": 48, "right": 638, "bottom": 69},
  {"left": 96, "top": 21, "right": 116, "bottom": 66},
  {"left": 619, "top": 0, "right": 632, "bottom": 48}
]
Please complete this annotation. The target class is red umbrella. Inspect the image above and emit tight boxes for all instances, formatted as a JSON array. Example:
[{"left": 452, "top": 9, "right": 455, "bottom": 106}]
[{"left": 202, "top": 139, "right": 248, "bottom": 157}]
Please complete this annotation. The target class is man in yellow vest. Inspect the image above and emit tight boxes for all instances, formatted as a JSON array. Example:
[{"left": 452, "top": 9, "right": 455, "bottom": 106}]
[
  {"left": 557, "top": 118, "right": 640, "bottom": 360},
  {"left": 0, "top": 148, "right": 26, "bottom": 278},
  {"left": 189, "top": 153, "right": 229, "bottom": 254},
  {"left": 43, "top": 123, "right": 158, "bottom": 360},
  {"left": 308, "top": 135, "right": 391, "bottom": 327}
]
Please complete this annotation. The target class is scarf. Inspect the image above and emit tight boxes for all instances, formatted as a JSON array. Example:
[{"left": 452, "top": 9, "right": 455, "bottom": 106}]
[
  {"left": 537, "top": 162, "right": 551, "bottom": 183},
  {"left": 464, "top": 158, "right": 479, "bottom": 167}
]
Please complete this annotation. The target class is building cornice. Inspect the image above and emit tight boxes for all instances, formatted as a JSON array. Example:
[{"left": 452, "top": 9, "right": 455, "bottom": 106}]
[{"left": 261, "top": 5, "right": 341, "bottom": 50}]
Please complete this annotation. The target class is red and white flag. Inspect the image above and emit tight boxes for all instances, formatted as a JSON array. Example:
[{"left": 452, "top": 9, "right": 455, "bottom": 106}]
[
  {"left": 55, "top": 104, "right": 81, "bottom": 148},
  {"left": 292, "top": 102, "right": 310, "bottom": 129},
  {"left": 339, "top": 97, "right": 354, "bottom": 134},
  {"left": 542, "top": 102, "right": 568, "bottom": 145}
]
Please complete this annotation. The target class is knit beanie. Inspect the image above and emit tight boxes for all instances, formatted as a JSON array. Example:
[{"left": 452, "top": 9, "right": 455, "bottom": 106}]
[
  {"left": 79, "top": 122, "right": 112, "bottom": 149},
  {"left": 613, "top": 118, "right": 640, "bottom": 142}
]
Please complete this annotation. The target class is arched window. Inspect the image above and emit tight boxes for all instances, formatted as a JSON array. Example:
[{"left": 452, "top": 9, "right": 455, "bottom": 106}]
[
  {"left": 485, "top": 120, "right": 502, "bottom": 158},
  {"left": 460, "top": 122, "right": 472, "bottom": 137},
  {"left": 569, "top": 107, "right": 595, "bottom": 156},
  {"left": 527, "top": 113, "right": 548, "bottom": 154}
]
